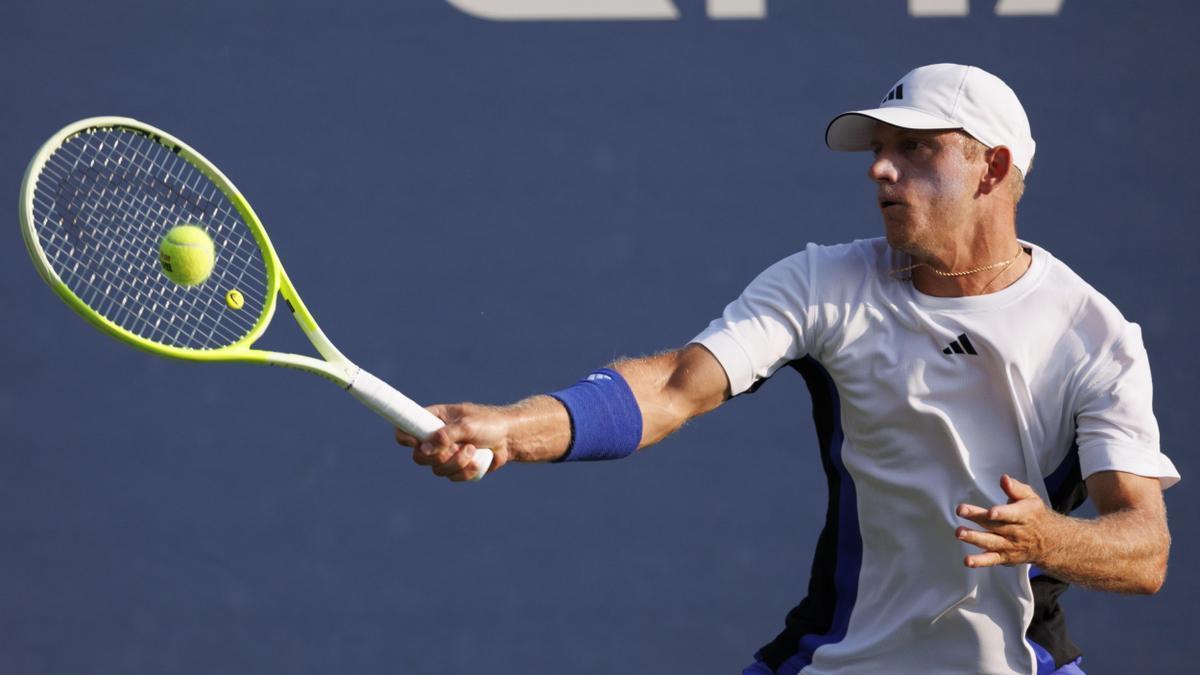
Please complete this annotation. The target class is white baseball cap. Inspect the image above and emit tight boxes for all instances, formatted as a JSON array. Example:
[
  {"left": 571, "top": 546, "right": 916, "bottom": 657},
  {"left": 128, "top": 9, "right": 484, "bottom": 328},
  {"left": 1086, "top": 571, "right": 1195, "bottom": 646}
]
[{"left": 825, "top": 63, "right": 1036, "bottom": 175}]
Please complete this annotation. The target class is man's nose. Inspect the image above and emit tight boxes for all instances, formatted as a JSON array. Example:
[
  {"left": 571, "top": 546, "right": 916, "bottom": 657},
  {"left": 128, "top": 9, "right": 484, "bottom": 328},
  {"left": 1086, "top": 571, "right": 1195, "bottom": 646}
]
[{"left": 868, "top": 155, "right": 898, "bottom": 184}]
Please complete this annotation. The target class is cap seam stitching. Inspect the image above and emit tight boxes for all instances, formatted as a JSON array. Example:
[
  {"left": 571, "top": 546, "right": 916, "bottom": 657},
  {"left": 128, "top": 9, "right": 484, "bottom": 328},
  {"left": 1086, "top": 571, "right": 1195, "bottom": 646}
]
[{"left": 949, "top": 66, "right": 971, "bottom": 120}]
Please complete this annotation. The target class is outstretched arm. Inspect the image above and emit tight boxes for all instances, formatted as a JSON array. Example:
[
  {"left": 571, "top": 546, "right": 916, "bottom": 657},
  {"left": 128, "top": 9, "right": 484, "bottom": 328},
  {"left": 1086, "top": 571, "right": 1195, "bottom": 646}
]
[
  {"left": 396, "top": 343, "right": 731, "bottom": 481},
  {"left": 955, "top": 471, "right": 1170, "bottom": 594}
]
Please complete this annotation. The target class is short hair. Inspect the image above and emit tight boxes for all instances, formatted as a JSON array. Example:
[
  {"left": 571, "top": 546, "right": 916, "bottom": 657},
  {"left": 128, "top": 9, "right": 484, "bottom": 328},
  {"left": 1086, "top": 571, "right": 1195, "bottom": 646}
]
[{"left": 956, "top": 132, "right": 1027, "bottom": 206}]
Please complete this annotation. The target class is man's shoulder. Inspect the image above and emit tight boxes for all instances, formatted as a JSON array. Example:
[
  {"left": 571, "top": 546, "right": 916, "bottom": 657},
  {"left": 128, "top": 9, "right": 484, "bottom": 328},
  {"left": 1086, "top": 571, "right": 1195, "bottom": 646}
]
[
  {"left": 1028, "top": 243, "right": 1137, "bottom": 348},
  {"left": 731, "top": 238, "right": 886, "bottom": 313},
  {"left": 752, "top": 237, "right": 885, "bottom": 296},
  {"left": 806, "top": 236, "right": 888, "bottom": 260},
  {"left": 772, "top": 237, "right": 886, "bottom": 276}
]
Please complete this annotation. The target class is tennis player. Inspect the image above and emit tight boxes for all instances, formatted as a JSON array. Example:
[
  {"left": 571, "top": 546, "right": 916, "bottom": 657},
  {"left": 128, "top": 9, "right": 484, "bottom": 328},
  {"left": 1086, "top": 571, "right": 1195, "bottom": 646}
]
[{"left": 396, "top": 64, "right": 1178, "bottom": 674}]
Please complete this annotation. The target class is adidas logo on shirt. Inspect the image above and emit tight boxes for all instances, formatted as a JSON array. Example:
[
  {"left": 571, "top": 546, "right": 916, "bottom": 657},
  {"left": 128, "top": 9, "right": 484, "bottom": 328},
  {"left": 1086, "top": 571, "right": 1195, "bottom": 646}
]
[{"left": 943, "top": 333, "right": 978, "bottom": 355}]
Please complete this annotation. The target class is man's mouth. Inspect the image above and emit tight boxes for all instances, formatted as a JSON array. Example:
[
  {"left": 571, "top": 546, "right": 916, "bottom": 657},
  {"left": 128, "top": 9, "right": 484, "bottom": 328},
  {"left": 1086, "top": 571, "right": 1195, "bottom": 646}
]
[{"left": 879, "top": 199, "right": 903, "bottom": 209}]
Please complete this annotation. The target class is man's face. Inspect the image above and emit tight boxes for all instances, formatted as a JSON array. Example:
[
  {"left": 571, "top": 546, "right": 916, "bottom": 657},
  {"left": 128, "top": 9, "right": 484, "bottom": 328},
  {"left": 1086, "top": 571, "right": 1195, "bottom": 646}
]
[{"left": 868, "top": 125, "right": 983, "bottom": 256}]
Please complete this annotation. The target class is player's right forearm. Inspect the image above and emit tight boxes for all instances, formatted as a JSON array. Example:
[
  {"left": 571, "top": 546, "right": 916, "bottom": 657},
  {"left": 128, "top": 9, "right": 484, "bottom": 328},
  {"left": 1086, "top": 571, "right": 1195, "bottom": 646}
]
[
  {"left": 408, "top": 345, "right": 728, "bottom": 479},
  {"left": 500, "top": 395, "right": 574, "bottom": 462},
  {"left": 505, "top": 345, "right": 727, "bottom": 462}
]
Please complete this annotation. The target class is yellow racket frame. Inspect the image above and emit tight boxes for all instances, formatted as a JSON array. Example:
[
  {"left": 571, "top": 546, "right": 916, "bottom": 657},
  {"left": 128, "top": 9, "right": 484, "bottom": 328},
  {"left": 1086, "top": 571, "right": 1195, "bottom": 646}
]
[{"left": 20, "top": 117, "right": 354, "bottom": 385}]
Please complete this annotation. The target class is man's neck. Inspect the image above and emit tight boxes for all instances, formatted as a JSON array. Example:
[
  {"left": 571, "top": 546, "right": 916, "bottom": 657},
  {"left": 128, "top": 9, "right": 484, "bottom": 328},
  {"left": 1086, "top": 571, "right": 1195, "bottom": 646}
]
[{"left": 908, "top": 228, "right": 1030, "bottom": 297}]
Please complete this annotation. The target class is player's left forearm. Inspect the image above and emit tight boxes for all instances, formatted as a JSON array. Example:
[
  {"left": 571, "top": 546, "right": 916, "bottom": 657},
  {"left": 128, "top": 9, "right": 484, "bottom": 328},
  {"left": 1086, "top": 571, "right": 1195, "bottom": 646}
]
[{"left": 1034, "top": 507, "right": 1170, "bottom": 594}]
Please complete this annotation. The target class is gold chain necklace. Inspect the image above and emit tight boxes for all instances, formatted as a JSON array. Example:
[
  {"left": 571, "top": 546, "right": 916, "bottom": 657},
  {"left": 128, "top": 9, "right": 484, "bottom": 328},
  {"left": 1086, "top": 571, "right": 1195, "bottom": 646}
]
[{"left": 891, "top": 247, "right": 1025, "bottom": 279}]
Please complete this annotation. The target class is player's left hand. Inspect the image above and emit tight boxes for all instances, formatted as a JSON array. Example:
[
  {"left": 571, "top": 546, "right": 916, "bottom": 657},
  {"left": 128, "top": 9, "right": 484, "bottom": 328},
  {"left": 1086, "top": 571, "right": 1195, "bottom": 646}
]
[{"left": 954, "top": 474, "right": 1062, "bottom": 569}]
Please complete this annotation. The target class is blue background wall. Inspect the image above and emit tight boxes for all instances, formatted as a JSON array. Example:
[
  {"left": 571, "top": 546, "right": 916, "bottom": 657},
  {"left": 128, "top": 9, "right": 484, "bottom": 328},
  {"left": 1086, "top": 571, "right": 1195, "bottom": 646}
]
[{"left": 1, "top": 1, "right": 1195, "bottom": 672}]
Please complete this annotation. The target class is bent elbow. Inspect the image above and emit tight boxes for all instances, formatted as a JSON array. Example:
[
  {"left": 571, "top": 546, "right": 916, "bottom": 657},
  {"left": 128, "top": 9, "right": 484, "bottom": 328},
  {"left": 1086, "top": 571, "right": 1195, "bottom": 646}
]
[
  {"left": 1136, "top": 571, "right": 1165, "bottom": 595},
  {"left": 1137, "top": 546, "right": 1170, "bottom": 595},
  {"left": 1139, "top": 577, "right": 1165, "bottom": 595},
  {"left": 1149, "top": 559, "right": 1169, "bottom": 595}
]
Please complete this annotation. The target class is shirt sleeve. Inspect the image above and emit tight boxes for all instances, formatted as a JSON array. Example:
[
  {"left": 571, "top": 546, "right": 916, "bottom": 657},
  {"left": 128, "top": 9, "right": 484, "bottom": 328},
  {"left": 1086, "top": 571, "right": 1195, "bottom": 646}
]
[
  {"left": 691, "top": 244, "right": 819, "bottom": 396},
  {"left": 1075, "top": 322, "right": 1179, "bottom": 488}
]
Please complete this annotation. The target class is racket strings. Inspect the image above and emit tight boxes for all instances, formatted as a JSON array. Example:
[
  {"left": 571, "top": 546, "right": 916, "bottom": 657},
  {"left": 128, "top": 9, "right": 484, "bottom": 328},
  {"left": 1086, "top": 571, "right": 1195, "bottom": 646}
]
[
  {"left": 31, "top": 128, "right": 271, "bottom": 350},
  {"left": 39, "top": 143, "right": 253, "bottom": 347}
]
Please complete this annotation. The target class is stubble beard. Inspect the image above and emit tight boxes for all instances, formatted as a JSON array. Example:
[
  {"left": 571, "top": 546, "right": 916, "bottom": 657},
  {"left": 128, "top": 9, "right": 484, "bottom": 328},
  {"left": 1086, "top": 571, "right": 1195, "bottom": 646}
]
[
  {"left": 883, "top": 213, "right": 934, "bottom": 261},
  {"left": 884, "top": 194, "right": 973, "bottom": 265}
]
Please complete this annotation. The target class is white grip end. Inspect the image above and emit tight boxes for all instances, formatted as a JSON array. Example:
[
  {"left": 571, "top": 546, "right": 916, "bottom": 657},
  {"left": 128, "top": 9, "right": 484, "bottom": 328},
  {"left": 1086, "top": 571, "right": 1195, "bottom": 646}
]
[{"left": 347, "top": 368, "right": 494, "bottom": 480}]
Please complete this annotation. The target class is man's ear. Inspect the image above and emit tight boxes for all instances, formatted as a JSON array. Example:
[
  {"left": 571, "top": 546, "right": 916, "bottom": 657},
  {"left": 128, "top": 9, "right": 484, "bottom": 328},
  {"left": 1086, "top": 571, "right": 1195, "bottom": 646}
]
[{"left": 980, "top": 145, "right": 1013, "bottom": 195}]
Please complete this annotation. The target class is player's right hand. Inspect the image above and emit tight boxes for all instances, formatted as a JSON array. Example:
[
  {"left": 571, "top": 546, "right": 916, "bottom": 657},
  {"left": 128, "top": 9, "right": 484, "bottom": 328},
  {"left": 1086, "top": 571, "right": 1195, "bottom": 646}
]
[{"left": 395, "top": 403, "right": 511, "bottom": 482}]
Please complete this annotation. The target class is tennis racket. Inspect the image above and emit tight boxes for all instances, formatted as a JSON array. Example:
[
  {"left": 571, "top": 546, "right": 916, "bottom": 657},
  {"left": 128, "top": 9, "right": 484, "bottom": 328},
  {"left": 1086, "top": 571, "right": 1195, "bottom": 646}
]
[{"left": 19, "top": 117, "right": 494, "bottom": 479}]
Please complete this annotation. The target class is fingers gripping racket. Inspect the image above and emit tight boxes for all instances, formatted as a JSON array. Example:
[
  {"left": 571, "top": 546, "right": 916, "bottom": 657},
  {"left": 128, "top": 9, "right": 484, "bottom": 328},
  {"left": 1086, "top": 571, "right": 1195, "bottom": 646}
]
[{"left": 20, "top": 117, "right": 493, "bottom": 478}]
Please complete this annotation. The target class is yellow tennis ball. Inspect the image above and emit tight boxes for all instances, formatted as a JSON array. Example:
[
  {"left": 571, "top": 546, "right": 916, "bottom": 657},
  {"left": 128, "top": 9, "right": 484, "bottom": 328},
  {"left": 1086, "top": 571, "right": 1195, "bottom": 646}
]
[{"left": 159, "top": 225, "right": 215, "bottom": 286}]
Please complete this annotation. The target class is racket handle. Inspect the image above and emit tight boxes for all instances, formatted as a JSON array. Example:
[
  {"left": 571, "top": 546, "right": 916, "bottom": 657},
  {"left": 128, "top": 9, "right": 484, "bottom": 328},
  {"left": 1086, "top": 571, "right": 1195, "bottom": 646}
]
[{"left": 347, "top": 368, "right": 494, "bottom": 480}]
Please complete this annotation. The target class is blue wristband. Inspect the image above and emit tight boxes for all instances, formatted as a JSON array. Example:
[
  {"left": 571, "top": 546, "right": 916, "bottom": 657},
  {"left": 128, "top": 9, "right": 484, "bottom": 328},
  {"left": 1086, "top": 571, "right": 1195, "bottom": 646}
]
[{"left": 549, "top": 368, "right": 643, "bottom": 462}]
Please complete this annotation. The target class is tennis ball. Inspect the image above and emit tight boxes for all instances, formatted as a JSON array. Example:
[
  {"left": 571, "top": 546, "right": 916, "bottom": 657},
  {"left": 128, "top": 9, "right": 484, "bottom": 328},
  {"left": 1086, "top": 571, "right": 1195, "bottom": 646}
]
[{"left": 159, "top": 225, "right": 215, "bottom": 286}]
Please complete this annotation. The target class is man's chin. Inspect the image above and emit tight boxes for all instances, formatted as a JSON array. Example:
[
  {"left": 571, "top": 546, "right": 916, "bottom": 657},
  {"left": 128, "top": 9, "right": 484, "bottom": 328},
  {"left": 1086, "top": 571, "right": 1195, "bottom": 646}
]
[{"left": 884, "top": 221, "right": 919, "bottom": 253}]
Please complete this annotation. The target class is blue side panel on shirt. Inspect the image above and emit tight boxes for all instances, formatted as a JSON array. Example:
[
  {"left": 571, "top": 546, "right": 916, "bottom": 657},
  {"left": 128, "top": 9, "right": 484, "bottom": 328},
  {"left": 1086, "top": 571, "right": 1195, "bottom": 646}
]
[
  {"left": 748, "top": 357, "right": 863, "bottom": 675},
  {"left": 1029, "top": 638, "right": 1059, "bottom": 674},
  {"left": 1030, "top": 444, "right": 1082, "bottom": 581},
  {"left": 1043, "top": 444, "right": 1081, "bottom": 502},
  {"left": 1028, "top": 639, "right": 1087, "bottom": 674},
  {"left": 1024, "top": 443, "right": 1086, "bottom": 670}
]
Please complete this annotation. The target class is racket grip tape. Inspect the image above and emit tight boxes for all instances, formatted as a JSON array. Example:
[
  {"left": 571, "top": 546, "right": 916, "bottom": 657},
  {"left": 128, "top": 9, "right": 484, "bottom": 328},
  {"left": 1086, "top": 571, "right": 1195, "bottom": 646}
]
[{"left": 347, "top": 368, "right": 494, "bottom": 479}]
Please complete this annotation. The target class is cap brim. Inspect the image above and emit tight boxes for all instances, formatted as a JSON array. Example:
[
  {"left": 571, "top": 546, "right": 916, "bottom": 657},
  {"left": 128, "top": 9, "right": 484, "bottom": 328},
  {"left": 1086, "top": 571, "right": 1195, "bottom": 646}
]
[{"left": 825, "top": 108, "right": 963, "bottom": 151}]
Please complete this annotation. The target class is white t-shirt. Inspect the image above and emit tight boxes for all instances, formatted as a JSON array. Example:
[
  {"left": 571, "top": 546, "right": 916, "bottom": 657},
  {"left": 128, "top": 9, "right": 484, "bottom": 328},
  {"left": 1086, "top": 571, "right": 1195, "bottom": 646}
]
[{"left": 692, "top": 238, "right": 1179, "bottom": 675}]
